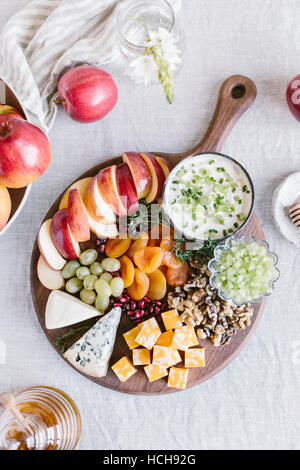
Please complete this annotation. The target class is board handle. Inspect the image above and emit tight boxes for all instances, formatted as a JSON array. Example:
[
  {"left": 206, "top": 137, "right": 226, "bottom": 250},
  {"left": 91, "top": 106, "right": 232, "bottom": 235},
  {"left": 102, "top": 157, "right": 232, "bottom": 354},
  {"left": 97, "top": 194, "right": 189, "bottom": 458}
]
[{"left": 179, "top": 75, "right": 257, "bottom": 158}]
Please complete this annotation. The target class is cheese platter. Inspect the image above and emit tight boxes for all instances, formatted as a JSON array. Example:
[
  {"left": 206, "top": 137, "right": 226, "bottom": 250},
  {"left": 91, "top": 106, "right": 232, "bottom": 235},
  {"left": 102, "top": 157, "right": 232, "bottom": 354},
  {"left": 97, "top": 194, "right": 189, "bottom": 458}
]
[{"left": 31, "top": 75, "right": 279, "bottom": 394}]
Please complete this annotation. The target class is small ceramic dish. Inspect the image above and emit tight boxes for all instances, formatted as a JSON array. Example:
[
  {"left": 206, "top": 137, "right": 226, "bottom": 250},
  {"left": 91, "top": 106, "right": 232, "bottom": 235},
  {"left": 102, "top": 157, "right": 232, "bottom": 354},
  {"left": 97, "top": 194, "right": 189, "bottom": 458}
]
[
  {"left": 208, "top": 234, "right": 280, "bottom": 306},
  {"left": 272, "top": 171, "right": 300, "bottom": 247}
]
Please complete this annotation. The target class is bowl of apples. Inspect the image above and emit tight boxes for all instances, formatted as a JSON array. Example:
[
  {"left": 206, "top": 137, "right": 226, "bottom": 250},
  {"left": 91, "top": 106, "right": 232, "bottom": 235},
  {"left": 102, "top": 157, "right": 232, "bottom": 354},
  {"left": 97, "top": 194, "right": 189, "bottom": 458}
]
[{"left": 0, "top": 79, "right": 52, "bottom": 236}]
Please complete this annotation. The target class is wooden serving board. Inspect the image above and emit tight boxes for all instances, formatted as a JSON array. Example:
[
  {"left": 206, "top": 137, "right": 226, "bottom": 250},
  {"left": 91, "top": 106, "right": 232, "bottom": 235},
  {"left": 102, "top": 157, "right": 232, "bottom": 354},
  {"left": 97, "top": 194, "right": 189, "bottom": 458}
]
[
  {"left": 0, "top": 81, "right": 29, "bottom": 235},
  {"left": 31, "top": 75, "right": 265, "bottom": 395}
]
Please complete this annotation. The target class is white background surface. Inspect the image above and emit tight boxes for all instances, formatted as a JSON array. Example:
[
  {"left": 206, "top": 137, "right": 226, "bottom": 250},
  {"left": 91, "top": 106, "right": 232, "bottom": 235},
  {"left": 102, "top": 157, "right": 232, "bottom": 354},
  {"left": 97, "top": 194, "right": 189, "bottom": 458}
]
[{"left": 1, "top": 0, "right": 300, "bottom": 450}]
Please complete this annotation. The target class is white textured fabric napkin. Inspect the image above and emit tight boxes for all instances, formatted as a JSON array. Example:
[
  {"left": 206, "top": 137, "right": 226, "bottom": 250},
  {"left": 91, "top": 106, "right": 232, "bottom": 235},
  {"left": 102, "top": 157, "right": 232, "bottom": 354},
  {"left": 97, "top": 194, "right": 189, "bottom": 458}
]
[{"left": 0, "top": 0, "right": 181, "bottom": 133}]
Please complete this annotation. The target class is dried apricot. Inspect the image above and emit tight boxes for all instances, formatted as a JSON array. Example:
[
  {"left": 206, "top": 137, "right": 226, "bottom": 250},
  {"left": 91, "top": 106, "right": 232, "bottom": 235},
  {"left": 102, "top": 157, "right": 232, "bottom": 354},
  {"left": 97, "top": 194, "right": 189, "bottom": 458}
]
[
  {"left": 166, "top": 261, "right": 189, "bottom": 286},
  {"left": 160, "top": 238, "right": 184, "bottom": 269},
  {"left": 105, "top": 234, "right": 131, "bottom": 258},
  {"left": 134, "top": 247, "right": 163, "bottom": 274},
  {"left": 119, "top": 255, "right": 135, "bottom": 288},
  {"left": 126, "top": 232, "right": 149, "bottom": 260},
  {"left": 147, "top": 269, "right": 167, "bottom": 300},
  {"left": 148, "top": 224, "right": 174, "bottom": 246},
  {"left": 127, "top": 268, "right": 150, "bottom": 301}
]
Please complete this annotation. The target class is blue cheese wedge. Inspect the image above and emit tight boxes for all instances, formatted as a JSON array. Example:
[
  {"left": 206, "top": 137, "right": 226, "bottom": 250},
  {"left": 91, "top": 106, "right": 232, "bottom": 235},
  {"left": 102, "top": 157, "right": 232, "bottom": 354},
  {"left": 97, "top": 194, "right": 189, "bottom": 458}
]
[
  {"left": 63, "top": 307, "right": 121, "bottom": 378},
  {"left": 45, "top": 290, "right": 99, "bottom": 330}
]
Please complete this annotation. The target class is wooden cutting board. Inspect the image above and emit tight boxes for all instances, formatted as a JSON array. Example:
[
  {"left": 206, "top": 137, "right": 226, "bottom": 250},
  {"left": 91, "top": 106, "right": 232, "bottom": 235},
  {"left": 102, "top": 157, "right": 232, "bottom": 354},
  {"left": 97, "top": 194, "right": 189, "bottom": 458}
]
[{"left": 31, "top": 75, "right": 264, "bottom": 395}]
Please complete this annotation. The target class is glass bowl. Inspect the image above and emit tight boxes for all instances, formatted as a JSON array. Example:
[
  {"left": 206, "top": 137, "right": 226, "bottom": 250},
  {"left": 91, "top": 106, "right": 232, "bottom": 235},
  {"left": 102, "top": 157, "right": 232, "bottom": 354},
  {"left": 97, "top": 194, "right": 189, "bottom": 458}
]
[{"left": 208, "top": 235, "right": 280, "bottom": 306}]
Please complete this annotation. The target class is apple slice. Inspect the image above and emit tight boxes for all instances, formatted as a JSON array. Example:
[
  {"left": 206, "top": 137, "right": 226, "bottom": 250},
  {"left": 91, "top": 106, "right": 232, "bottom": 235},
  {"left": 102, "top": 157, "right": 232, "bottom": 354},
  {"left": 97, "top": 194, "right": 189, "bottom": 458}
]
[
  {"left": 116, "top": 163, "right": 139, "bottom": 214},
  {"left": 67, "top": 189, "right": 90, "bottom": 242},
  {"left": 50, "top": 209, "right": 81, "bottom": 260},
  {"left": 37, "top": 255, "right": 65, "bottom": 290},
  {"left": 59, "top": 176, "right": 92, "bottom": 210},
  {"left": 84, "top": 175, "right": 115, "bottom": 224},
  {"left": 86, "top": 211, "right": 118, "bottom": 239},
  {"left": 155, "top": 156, "right": 172, "bottom": 178},
  {"left": 139, "top": 152, "right": 166, "bottom": 203},
  {"left": 97, "top": 165, "right": 127, "bottom": 217},
  {"left": 0, "top": 184, "right": 11, "bottom": 232},
  {"left": 122, "top": 152, "right": 152, "bottom": 199},
  {"left": 38, "top": 219, "right": 66, "bottom": 270}
]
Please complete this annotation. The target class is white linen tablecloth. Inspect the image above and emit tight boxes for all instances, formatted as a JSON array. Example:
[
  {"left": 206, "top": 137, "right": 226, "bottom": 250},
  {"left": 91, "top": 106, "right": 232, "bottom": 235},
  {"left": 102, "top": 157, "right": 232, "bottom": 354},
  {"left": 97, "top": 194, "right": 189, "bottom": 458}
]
[{"left": 1, "top": 0, "right": 300, "bottom": 450}]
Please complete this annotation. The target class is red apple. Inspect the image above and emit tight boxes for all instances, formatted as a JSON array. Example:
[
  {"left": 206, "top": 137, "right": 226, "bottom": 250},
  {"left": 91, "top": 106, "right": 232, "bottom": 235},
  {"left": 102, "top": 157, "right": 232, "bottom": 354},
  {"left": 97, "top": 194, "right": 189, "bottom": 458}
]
[
  {"left": 97, "top": 165, "right": 127, "bottom": 217},
  {"left": 0, "top": 104, "right": 24, "bottom": 120},
  {"left": 139, "top": 152, "right": 166, "bottom": 203},
  {"left": 287, "top": 75, "right": 300, "bottom": 121},
  {"left": 86, "top": 211, "right": 118, "bottom": 239},
  {"left": 38, "top": 219, "right": 66, "bottom": 270},
  {"left": 59, "top": 176, "right": 92, "bottom": 210},
  {"left": 67, "top": 189, "right": 90, "bottom": 242},
  {"left": 84, "top": 175, "right": 115, "bottom": 224},
  {"left": 57, "top": 65, "right": 118, "bottom": 123},
  {"left": 0, "top": 116, "right": 51, "bottom": 188},
  {"left": 50, "top": 209, "right": 80, "bottom": 260},
  {"left": 0, "top": 183, "right": 11, "bottom": 232},
  {"left": 155, "top": 156, "right": 172, "bottom": 178},
  {"left": 122, "top": 152, "right": 151, "bottom": 199},
  {"left": 37, "top": 255, "right": 65, "bottom": 290},
  {"left": 116, "top": 163, "right": 139, "bottom": 214}
]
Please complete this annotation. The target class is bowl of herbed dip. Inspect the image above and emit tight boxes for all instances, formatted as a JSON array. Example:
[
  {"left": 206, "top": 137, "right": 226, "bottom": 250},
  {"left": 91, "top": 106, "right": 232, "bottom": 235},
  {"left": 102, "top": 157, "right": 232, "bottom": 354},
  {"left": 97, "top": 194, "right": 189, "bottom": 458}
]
[{"left": 162, "top": 152, "right": 254, "bottom": 241}]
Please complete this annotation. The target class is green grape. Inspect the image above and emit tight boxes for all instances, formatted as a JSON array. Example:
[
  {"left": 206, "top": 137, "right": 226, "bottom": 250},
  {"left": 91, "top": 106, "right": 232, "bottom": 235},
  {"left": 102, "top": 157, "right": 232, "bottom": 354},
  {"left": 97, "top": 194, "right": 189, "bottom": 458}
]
[
  {"left": 76, "top": 266, "right": 90, "bottom": 280},
  {"left": 90, "top": 262, "right": 104, "bottom": 276},
  {"left": 95, "top": 295, "right": 110, "bottom": 313},
  {"left": 101, "top": 257, "right": 121, "bottom": 272},
  {"left": 62, "top": 260, "right": 80, "bottom": 279},
  {"left": 100, "top": 272, "right": 113, "bottom": 283},
  {"left": 65, "top": 277, "right": 83, "bottom": 294},
  {"left": 83, "top": 274, "right": 98, "bottom": 290},
  {"left": 80, "top": 288, "right": 96, "bottom": 305},
  {"left": 95, "top": 278, "right": 112, "bottom": 298},
  {"left": 79, "top": 249, "right": 98, "bottom": 266},
  {"left": 110, "top": 277, "right": 124, "bottom": 297}
]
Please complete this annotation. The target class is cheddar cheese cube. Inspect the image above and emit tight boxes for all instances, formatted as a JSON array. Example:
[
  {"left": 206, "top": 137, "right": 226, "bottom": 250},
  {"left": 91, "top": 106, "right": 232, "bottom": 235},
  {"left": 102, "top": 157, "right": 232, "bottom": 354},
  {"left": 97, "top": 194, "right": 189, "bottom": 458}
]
[
  {"left": 135, "top": 317, "right": 161, "bottom": 350},
  {"left": 161, "top": 309, "right": 182, "bottom": 331},
  {"left": 155, "top": 330, "right": 175, "bottom": 347},
  {"left": 168, "top": 367, "right": 189, "bottom": 390},
  {"left": 173, "top": 326, "right": 198, "bottom": 351},
  {"left": 189, "top": 328, "right": 199, "bottom": 347},
  {"left": 185, "top": 348, "right": 205, "bottom": 368},
  {"left": 144, "top": 364, "right": 168, "bottom": 382},
  {"left": 152, "top": 345, "right": 181, "bottom": 368},
  {"left": 123, "top": 324, "right": 142, "bottom": 350},
  {"left": 112, "top": 356, "right": 137, "bottom": 382},
  {"left": 132, "top": 348, "right": 151, "bottom": 366}
]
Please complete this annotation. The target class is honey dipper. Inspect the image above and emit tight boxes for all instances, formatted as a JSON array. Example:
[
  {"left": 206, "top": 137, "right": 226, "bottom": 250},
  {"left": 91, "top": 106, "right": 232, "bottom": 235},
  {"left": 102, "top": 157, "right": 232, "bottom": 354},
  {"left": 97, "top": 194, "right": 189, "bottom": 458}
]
[
  {"left": 0, "top": 392, "right": 34, "bottom": 436},
  {"left": 289, "top": 203, "right": 300, "bottom": 228}
]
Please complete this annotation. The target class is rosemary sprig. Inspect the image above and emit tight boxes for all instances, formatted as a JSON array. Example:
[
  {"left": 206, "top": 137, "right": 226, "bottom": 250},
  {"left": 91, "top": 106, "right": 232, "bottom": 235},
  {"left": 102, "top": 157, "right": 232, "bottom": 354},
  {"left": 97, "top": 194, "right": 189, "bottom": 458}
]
[
  {"left": 172, "top": 238, "right": 218, "bottom": 265},
  {"left": 55, "top": 325, "right": 91, "bottom": 354},
  {"left": 126, "top": 198, "right": 163, "bottom": 237}
]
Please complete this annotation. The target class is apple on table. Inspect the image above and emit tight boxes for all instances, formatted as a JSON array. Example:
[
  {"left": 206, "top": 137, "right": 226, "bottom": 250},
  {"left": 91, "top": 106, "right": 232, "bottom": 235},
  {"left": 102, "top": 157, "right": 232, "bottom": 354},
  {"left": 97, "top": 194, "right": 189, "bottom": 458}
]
[{"left": 0, "top": 104, "right": 24, "bottom": 120}]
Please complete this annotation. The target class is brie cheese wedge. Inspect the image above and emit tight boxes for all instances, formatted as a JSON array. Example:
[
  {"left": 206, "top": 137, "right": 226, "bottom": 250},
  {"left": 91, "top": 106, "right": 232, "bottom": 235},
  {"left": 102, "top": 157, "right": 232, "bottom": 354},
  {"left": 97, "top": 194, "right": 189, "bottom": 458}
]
[
  {"left": 45, "top": 290, "right": 99, "bottom": 330},
  {"left": 63, "top": 307, "right": 121, "bottom": 378}
]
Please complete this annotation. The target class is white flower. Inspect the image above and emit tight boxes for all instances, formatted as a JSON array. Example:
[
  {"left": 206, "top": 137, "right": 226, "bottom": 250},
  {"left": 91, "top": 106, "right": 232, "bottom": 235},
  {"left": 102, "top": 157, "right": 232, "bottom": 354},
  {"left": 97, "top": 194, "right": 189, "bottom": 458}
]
[
  {"left": 126, "top": 25, "right": 182, "bottom": 102},
  {"left": 127, "top": 54, "right": 158, "bottom": 86}
]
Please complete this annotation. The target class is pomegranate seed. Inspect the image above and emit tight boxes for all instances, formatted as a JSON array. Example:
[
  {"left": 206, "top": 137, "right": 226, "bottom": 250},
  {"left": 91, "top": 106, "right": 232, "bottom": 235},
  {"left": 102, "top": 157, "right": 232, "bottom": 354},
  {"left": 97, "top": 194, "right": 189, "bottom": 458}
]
[
  {"left": 139, "top": 300, "right": 145, "bottom": 309},
  {"left": 130, "top": 301, "right": 136, "bottom": 310},
  {"left": 95, "top": 239, "right": 101, "bottom": 247},
  {"left": 124, "top": 304, "right": 131, "bottom": 310},
  {"left": 99, "top": 245, "right": 105, "bottom": 253},
  {"left": 140, "top": 309, "right": 145, "bottom": 316},
  {"left": 135, "top": 309, "right": 141, "bottom": 318},
  {"left": 119, "top": 297, "right": 128, "bottom": 303},
  {"left": 149, "top": 305, "right": 154, "bottom": 314},
  {"left": 127, "top": 310, "right": 133, "bottom": 316},
  {"left": 143, "top": 296, "right": 151, "bottom": 303},
  {"left": 155, "top": 301, "right": 162, "bottom": 306},
  {"left": 114, "top": 303, "right": 121, "bottom": 307},
  {"left": 155, "top": 306, "right": 160, "bottom": 315}
]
